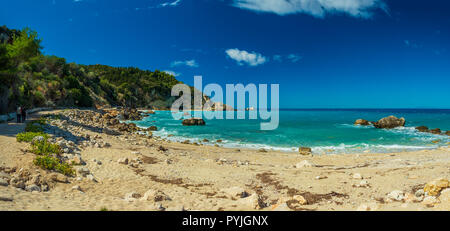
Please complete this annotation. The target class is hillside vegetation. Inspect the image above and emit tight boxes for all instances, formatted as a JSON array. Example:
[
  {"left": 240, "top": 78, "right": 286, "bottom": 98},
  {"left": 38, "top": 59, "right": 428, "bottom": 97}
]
[{"left": 0, "top": 26, "right": 183, "bottom": 114}]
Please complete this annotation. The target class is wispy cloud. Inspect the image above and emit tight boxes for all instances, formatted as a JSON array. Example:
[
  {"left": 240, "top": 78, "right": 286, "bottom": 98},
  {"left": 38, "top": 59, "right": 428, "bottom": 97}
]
[
  {"left": 287, "top": 54, "right": 302, "bottom": 63},
  {"left": 163, "top": 70, "right": 181, "bottom": 77},
  {"left": 170, "top": 59, "right": 199, "bottom": 68},
  {"left": 231, "top": 0, "right": 388, "bottom": 18},
  {"left": 225, "top": 48, "right": 267, "bottom": 66},
  {"left": 160, "top": 0, "right": 182, "bottom": 8}
]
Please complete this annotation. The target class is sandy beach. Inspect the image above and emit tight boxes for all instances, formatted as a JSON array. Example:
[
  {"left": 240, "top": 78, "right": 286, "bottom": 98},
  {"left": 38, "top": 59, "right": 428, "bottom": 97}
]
[{"left": 0, "top": 109, "right": 449, "bottom": 211}]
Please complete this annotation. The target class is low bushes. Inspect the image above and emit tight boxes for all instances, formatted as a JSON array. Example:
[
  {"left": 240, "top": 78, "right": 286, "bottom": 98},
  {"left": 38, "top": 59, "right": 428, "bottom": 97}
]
[
  {"left": 34, "top": 155, "right": 75, "bottom": 176},
  {"left": 31, "top": 140, "right": 61, "bottom": 155},
  {"left": 16, "top": 132, "right": 49, "bottom": 142}
]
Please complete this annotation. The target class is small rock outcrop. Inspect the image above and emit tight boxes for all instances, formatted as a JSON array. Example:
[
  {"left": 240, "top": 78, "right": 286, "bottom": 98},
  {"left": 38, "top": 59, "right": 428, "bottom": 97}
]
[
  {"left": 428, "top": 128, "right": 442, "bottom": 135},
  {"left": 354, "top": 119, "right": 370, "bottom": 126},
  {"left": 182, "top": 118, "right": 206, "bottom": 126},
  {"left": 415, "top": 126, "right": 429, "bottom": 132},
  {"left": 372, "top": 116, "right": 406, "bottom": 129},
  {"left": 298, "top": 147, "right": 312, "bottom": 155},
  {"left": 445, "top": 131, "right": 450, "bottom": 136}
]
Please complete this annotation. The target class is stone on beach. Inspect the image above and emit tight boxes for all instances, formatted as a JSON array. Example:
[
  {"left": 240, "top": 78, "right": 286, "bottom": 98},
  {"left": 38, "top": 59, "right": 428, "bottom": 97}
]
[
  {"left": 295, "top": 160, "right": 315, "bottom": 168},
  {"left": 221, "top": 186, "right": 249, "bottom": 199},
  {"left": 387, "top": 190, "right": 405, "bottom": 201},
  {"left": 238, "top": 194, "right": 263, "bottom": 209},
  {"left": 352, "top": 173, "right": 363, "bottom": 179},
  {"left": 423, "top": 178, "right": 449, "bottom": 196},
  {"left": 422, "top": 196, "right": 439, "bottom": 207},
  {"left": 298, "top": 147, "right": 312, "bottom": 155},
  {"left": 125, "top": 192, "right": 142, "bottom": 201},
  {"left": 0, "top": 195, "right": 13, "bottom": 202},
  {"left": 0, "top": 178, "right": 8, "bottom": 187},
  {"left": 141, "top": 189, "right": 171, "bottom": 202}
]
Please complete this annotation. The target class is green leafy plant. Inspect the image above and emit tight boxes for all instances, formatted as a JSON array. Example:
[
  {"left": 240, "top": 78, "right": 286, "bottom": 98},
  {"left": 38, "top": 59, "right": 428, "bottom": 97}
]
[
  {"left": 16, "top": 132, "right": 48, "bottom": 142},
  {"left": 31, "top": 140, "right": 61, "bottom": 155},
  {"left": 33, "top": 154, "right": 74, "bottom": 176}
]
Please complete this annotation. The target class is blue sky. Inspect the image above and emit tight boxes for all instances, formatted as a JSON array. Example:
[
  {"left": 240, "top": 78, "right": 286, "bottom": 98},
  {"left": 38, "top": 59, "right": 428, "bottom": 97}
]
[{"left": 1, "top": 0, "right": 449, "bottom": 108}]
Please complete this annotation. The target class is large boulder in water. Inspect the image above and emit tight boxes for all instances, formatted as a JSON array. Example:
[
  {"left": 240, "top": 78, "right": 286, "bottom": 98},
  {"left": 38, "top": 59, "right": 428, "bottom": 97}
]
[
  {"left": 416, "top": 126, "right": 429, "bottom": 133},
  {"left": 372, "top": 116, "right": 406, "bottom": 129},
  {"left": 445, "top": 131, "right": 450, "bottom": 136},
  {"left": 354, "top": 119, "right": 370, "bottom": 126},
  {"left": 428, "top": 128, "right": 442, "bottom": 135},
  {"left": 182, "top": 118, "right": 206, "bottom": 126}
]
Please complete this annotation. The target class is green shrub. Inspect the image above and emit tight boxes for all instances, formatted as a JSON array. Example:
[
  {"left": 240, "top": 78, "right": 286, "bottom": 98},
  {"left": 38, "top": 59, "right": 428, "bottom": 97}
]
[
  {"left": 25, "top": 122, "right": 44, "bottom": 132},
  {"left": 16, "top": 132, "right": 48, "bottom": 142},
  {"left": 34, "top": 155, "right": 74, "bottom": 176},
  {"left": 24, "top": 118, "right": 47, "bottom": 132},
  {"left": 31, "top": 140, "right": 61, "bottom": 155}
]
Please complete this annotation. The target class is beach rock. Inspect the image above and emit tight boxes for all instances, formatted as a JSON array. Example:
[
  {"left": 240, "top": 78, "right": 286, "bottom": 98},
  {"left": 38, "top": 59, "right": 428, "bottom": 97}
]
[
  {"left": 373, "top": 116, "right": 405, "bottom": 129},
  {"left": 77, "top": 167, "right": 90, "bottom": 177},
  {"left": 25, "top": 184, "right": 41, "bottom": 192},
  {"left": 445, "top": 131, "right": 450, "bottom": 136},
  {"left": 352, "top": 173, "right": 363, "bottom": 179},
  {"left": 182, "top": 118, "right": 206, "bottom": 126},
  {"left": 387, "top": 190, "right": 405, "bottom": 201},
  {"left": 45, "top": 173, "right": 69, "bottom": 183},
  {"left": 422, "top": 196, "right": 439, "bottom": 207},
  {"left": 424, "top": 178, "right": 449, "bottom": 196},
  {"left": 292, "top": 195, "right": 308, "bottom": 205},
  {"left": 72, "top": 185, "right": 82, "bottom": 191},
  {"left": 0, "top": 178, "right": 8, "bottom": 187},
  {"left": 238, "top": 193, "right": 263, "bottom": 209},
  {"left": 71, "top": 156, "right": 85, "bottom": 165},
  {"left": 146, "top": 126, "right": 158, "bottom": 131},
  {"left": 141, "top": 189, "right": 171, "bottom": 202},
  {"left": 0, "top": 195, "right": 13, "bottom": 202},
  {"left": 9, "top": 177, "right": 25, "bottom": 189},
  {"left": 125, "top": 192, "right": 142, "bottom": 201},
  {"left": 415, "top": 189, "right": 425, "bottom": 198},
  {"left": 415, "top": 126, "right": 429, "bottom": 133},
  {"left": 86, "top": 174, "right": 97, "bottom": 182},
  {"left": 428, "top": 128, "right": 442, "bottom": 135},
  {"left": 298, "top": 147, "right": 312, "bottom": 155},
  {"left": 221, "top": 187, "right": 249, "bottom": 199},
  {"left": 354, "top": 119, "right": 370, "bottom": 126},
  {"left": 358, "top": 180, "right": 370, "bottom": 188},
  {"left": 295, "top": 160, "right": 315, "bottom": 168},
  {"left": 438, "top": 188, "right": 450, "bottom": 204}
]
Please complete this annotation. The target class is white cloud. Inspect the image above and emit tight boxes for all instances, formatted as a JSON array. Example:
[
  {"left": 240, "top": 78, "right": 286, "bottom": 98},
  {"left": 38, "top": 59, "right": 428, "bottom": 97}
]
[
  {"left": 287, "top": 54, "right": 302, "bottom": 62},
  {"left": 273, "top": 55, "right": 282, "bottom": 62},
  {"left": 160, "top": 0, "right": 182, "bottom": 7},
  {"left": 225, "top": 48, "right": 267, "bottom": 66},
  {"left": 163, "top": 70, "right": 181, "bottom": 77},
  {"left": 170, "top": 59, "right": 199, "bottom": 68},
  {"left": 231, "top": 0, "right": 387, "bottom": 18}
]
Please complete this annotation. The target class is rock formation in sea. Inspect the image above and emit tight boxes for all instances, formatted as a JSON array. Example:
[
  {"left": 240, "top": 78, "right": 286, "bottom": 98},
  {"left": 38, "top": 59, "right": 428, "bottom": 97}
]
[
  {"left": 182, "top": 118, "right": 206, "bottom": 126},
  {"left": 372, "top": 116, "right": 406, "bottom": 129},
  {"left": 354, "top": 119, "right": 371, "bottom": 126}
]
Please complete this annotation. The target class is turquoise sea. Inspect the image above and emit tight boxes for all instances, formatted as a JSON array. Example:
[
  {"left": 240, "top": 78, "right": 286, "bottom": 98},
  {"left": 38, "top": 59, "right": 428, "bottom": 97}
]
[{"left": 130, "top": 109, "right": 450, "bottom": 154}]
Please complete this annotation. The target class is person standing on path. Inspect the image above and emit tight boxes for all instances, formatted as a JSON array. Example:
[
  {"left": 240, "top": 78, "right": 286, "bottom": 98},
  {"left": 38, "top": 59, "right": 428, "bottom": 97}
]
[
  {"left": 16, "top": 106, "right": 22, "bottom": 123},
  {"left": 21, "top": 107, "right": 27, "bottom": 123}
]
